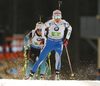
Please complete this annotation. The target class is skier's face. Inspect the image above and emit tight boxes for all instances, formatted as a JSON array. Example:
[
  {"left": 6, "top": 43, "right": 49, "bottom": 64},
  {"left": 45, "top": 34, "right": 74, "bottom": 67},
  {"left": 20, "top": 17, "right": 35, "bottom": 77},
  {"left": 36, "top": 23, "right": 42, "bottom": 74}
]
[
  {"left": 54, "top": 18, "right": 61, "bottom": 24},
  {"left": 54, "top": 16, "right": 61, "bottom": 24},
  {"left": 37, "top": 28, "right": 42, "bottom": 35}
]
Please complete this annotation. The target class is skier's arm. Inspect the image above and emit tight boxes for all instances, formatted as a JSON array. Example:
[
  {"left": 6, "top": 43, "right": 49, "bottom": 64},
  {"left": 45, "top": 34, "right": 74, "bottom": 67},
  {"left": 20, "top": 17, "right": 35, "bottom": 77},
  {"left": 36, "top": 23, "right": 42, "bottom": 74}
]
[
  {"left": 63, "top": 20, "right": 72, "bottom": 46},
  {"left": 65, "top": 24, "right": 72, "bottom": 41},
  {"left": 63, "top": 20, "right": 72, "bottom": 41},
  {"left": 40, "top": 35, "right": 47, "bottom": 46},
  {"left": 41, "top": 24, "right": 49, "bottom": 45},
  {"left": 45, "top": 28, "right": 49, "bottom": 38},
  {"left": 24, "top": 31, "right": 32, "bottom": 59},
  {"left": 23, "top": 31, "right": 32, "bottom": 71},
  {"left": 42, "top": 20, "right": 52, "bottom": 37},
  {"left": 24, "top": 31, "right": 32, "bottom": 47},
  {"left": 42, "top": 24, "right": 46, "bottom": 37},
  {"left": 40, "top": 29, "right": 48, "bottom": 47}
]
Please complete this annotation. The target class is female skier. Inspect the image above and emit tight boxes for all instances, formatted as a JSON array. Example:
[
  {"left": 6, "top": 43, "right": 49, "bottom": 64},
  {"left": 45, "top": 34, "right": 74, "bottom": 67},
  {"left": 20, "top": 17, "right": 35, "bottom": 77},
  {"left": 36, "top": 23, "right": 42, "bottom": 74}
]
[
  {"left": 26, "top": 10, "right": 72, "bottom": 80},
  {"left": 23, "top": 22, "right": 48, "bottom": 80}
]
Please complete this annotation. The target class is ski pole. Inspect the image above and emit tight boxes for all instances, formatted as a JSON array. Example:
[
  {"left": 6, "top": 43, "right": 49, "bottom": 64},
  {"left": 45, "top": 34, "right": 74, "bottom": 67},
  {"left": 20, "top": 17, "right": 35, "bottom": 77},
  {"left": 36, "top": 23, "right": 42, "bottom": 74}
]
[
  {"left": 48, "top": 52, "right": 51, "bottom": 71},
  {"left": 58, "top": 1, "right": 62, "bottom": 10},
  {"left": 65, "top": 45, "right": 74, "bottom": 77}
]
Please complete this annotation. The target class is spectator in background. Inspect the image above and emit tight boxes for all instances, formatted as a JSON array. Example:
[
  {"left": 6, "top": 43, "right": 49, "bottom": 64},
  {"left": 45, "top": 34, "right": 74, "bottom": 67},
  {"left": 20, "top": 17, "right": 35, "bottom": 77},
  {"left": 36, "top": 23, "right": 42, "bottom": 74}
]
[{"left": 96, "top": 69, "right": 100, "bottom": 80}]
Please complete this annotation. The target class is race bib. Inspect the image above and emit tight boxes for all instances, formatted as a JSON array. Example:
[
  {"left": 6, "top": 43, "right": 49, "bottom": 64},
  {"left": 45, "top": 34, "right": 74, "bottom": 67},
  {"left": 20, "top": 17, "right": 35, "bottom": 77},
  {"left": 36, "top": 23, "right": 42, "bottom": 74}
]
[
  {"left": 34, "top": 42, "right": 41, "bottom": 46},
  {"left": 51, "top": 32, "right": 61, "bottom": 36}
]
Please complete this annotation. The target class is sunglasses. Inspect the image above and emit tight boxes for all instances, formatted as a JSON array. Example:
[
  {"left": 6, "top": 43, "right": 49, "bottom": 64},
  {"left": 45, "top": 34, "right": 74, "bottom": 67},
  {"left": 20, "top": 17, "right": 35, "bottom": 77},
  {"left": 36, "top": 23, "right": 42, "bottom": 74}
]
[
  {"left": 54, "top": 16, "right": 61, "bottom": 19},
  {"left": 37, "top": 29, "right": 42, "bottom": 31}
]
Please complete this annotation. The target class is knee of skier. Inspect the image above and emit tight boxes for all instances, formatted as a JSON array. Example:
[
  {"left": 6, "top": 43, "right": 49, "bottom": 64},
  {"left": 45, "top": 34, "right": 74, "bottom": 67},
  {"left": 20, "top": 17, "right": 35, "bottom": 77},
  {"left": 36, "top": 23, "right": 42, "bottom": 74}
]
[
  {"left": 55, "top": 52, "right": 61, "bottom": 69},
  {"left": 55, "top": 52, "right": 61, "bottom": 61}
]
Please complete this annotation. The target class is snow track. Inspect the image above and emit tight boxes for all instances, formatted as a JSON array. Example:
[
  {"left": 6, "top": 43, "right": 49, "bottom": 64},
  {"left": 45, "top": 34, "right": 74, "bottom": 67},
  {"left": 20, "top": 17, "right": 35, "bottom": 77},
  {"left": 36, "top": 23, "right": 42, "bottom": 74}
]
[{"left": 0, "top": 79, "right": 100, "bottom": 86}]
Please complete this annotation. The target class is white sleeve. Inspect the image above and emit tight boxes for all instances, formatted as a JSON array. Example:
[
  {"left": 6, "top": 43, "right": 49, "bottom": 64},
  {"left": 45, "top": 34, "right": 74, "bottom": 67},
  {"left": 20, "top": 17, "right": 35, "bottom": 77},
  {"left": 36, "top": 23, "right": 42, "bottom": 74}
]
[
  {"left": 32, "top": 30, "right": 35, "bottom": 37},
  {"left": 44, "top": 30, "right": 47, "bottom": 36},
  {"left": 62, "top": 19, "right": 72, "bottom": 40},
  {"left": 66, "top": 25, "right": 72, "bottom": 40},
  {"left": 44, "top": 19, "right": 53, "bottom": 28},
  {"left": 42, "top": 24, "right": 46, "bottom": 37},
  {"left": 42, "top": 19, "right": 53, "bottom": 37}
]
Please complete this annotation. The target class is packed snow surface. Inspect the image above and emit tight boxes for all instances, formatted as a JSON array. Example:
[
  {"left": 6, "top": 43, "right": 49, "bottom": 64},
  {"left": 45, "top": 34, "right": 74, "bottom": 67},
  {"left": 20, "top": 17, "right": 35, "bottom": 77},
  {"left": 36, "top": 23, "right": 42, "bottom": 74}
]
[{"left": 0, "top": 79, "right": 100, "bottom": 86}]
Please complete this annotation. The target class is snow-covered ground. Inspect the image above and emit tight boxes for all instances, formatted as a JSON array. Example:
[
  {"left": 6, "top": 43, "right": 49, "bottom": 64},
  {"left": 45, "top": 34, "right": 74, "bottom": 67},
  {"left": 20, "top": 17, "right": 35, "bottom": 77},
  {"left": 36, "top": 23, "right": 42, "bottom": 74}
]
[{"left": 0, "top": 79, "right": 100, "bottom": 86}]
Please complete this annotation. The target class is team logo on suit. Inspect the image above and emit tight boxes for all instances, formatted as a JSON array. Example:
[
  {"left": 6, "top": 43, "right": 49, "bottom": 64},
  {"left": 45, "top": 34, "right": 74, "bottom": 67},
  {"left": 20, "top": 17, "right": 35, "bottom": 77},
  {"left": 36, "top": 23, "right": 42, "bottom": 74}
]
[
  {"left": 37, "top": 38, "right": 41, "bottom": 41},
  {"left": 54, "top": 27, "right": 59, "bottom": 31}
]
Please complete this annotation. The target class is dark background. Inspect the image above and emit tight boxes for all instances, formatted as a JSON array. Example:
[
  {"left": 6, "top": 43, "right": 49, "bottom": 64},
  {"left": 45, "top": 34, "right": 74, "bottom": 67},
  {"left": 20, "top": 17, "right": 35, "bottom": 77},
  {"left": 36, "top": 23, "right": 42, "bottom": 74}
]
[{"left": 0, "top": 0, "right": 98, "bottom": 79}]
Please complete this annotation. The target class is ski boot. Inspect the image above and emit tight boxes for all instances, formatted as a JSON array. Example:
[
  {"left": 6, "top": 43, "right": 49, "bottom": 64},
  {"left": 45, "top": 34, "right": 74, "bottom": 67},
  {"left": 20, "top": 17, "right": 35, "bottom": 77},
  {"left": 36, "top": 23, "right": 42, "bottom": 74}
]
[
  {"left": 24, "top": 71, "right": 34, "bottom": 80},
  {"left": 40, "top": 74, "right": 44, "bottom": 80},
  {"left": 55, "top": 70, "right": 60, "bottom": 80}
]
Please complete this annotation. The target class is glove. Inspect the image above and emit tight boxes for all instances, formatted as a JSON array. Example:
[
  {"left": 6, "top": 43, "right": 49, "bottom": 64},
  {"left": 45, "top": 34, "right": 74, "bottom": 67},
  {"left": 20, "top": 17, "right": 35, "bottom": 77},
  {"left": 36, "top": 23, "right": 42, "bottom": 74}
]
[
  {"left": 24, "top": 45, "right": 28, "bottom": 51},
  {"left": 64, "top": 39, "right": 68, "bottom": 46},
  {"left": 40, "top": 39, "right": 44, "bottom": 45}
]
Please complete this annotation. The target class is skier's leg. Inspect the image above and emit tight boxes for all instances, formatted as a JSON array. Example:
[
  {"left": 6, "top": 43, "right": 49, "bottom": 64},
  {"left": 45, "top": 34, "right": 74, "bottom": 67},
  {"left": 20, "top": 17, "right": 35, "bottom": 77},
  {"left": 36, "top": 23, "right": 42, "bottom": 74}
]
[
  {"left": 55, "top": 44, "right": 63, "bottom": 70},
  {"left": 24, "top": 47, "right": 39, "bottom": 80},
  {"left": 31, "top": 40, "right": 54, "bottom": 73},
  {"left": 25, "top": 60, "right": 34, "bottom": 77},
  {"left": 39, "top": 58, "right": 47, "bottom": 79},
  {"left": 54, "top": 44, "right": 63, "bottom": 80},
  {"left": 26, "top": 40, "right": 54, "bottom": 80},
  {"left": 32, "top": 46, "right": 52, "bottom": 73},
  {"left": 55, "top": 52, "right": 61, "bottom": 70},
  {"left": 55, "top": 52, "right": 61, "bottom": 80},
  {"left": 40, "top": 58, "right": 47, "bottom": 75}
]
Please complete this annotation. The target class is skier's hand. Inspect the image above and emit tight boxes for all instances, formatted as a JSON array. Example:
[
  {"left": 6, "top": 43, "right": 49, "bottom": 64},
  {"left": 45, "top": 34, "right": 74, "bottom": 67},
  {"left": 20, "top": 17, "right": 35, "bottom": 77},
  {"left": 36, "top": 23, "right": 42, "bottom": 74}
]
[
  {"left": 40, "top": 39, "right": 44, "bottom": 45},
  {"left": 64, "top": 39, "right": 68, "bottom": 46},
  {"left": 24, "top": 45, "right": 28, "bottom": 51}
]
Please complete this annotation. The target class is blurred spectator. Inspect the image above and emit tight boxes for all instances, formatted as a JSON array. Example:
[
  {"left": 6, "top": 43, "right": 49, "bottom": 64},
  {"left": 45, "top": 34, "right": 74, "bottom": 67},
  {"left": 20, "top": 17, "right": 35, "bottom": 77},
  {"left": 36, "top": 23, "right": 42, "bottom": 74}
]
[
  {"left": 0, "top": 46, "right": 3, "bottom": 53},
  {"left": 96, "top": 69, "right": 100, "bottom": 80}
]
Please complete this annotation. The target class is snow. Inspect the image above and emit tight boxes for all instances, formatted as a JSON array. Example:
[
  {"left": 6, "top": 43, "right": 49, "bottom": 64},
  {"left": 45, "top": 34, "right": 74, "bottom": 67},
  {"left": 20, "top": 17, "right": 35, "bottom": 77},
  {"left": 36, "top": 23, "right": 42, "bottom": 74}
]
[{"left": 0, "top": 79, "right": 100, "bottom": 86}]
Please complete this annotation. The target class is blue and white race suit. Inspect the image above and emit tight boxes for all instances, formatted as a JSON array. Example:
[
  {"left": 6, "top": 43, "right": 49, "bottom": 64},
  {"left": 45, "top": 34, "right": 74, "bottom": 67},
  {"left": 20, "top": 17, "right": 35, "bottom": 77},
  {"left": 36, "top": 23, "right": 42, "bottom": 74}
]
[{"left": 32, "top": 19, "right": 72, "bottom": 72}]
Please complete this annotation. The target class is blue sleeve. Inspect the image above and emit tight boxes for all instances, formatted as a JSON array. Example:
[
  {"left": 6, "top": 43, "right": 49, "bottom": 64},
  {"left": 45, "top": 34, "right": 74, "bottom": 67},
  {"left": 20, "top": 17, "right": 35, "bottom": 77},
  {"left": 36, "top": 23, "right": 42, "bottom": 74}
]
[
  {"left": 64, "top": 23, "right": 67, "bottom": 28},
  {"left": 24, "top": 37, "right": 29, "bottom": 46},
  {"left": 24, "top": 32, "right": 32, "bottom": 46}
]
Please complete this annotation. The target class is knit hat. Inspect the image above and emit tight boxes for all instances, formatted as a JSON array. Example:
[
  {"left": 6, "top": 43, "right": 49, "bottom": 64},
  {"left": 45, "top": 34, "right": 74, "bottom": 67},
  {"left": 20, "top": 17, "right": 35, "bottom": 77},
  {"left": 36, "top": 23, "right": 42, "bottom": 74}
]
[
  {"left": 36, "top": 24, "right": 43, "bottom": 29},
  {"left": 53, "top": 10, "right": 62, "bottom": 18}
]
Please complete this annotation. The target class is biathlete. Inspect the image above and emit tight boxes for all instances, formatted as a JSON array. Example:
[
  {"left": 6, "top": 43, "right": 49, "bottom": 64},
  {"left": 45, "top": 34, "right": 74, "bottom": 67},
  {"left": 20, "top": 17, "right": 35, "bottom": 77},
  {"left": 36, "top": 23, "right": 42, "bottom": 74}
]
[
  {"left": 26, "top": 10, "right": 72, "bottom": 80},
  {"left": 23, "top": 22, "right": 49, "bottom": 80}
]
